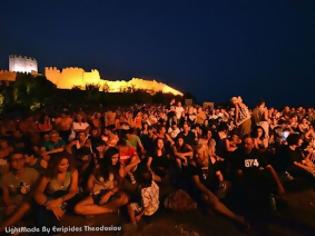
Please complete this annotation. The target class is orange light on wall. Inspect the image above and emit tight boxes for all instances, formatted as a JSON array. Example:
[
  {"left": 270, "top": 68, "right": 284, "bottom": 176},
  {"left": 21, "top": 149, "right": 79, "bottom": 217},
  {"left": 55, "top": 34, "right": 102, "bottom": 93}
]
[{"left": 45, "top": 67, "right": 183, "bottom": 96}]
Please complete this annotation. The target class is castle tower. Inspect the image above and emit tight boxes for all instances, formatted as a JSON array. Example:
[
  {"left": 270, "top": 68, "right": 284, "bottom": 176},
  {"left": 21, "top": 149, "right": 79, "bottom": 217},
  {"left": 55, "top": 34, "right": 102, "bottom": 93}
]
[{"left": 9, "top": 55, "right": 38, "bottom": 73}]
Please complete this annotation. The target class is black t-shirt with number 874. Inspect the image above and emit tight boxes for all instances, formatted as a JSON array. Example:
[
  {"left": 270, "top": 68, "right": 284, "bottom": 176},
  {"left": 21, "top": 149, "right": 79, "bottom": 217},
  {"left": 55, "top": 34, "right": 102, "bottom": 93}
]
[{"left": 232, "top": 148, "right": 268, "bottom": 177}]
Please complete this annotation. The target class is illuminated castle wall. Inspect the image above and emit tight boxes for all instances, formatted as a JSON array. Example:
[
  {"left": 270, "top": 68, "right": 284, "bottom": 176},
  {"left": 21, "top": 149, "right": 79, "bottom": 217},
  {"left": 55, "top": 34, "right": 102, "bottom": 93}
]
[
  {"left": 0, "top": 70, "right": 17, "bottom": 82},
  {"left": 45, "top": 67, "right": 101, "bottom": 89},
  {"left": 9, "top": 55, "right": 38, "bottom": 73},
  {"left": 45, "top": 67, "right": 183, "bottom": 96}
]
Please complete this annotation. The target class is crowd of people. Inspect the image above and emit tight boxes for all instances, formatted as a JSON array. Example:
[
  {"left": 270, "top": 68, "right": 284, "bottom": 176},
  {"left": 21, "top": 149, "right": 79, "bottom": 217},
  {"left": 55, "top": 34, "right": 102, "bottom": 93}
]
[{"left": 0, "top": 97, "right": 315, "bottom": 233}]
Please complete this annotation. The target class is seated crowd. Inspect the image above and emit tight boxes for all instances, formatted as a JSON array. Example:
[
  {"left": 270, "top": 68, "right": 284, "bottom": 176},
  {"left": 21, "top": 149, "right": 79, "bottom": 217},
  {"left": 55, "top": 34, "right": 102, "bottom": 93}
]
[{"left": 0, "top": 97, "right": 314, "bottom": 232}]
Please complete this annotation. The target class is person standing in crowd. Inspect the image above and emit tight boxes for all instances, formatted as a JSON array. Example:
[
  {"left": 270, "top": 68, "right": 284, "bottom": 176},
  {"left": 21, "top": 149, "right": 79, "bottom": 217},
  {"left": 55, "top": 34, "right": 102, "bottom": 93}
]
[
  {"left": 231, "top": 97, "right": 252, "bottom": 137},
  {"left": 252, "top": 100, "right": 269, "bottom": 137}
]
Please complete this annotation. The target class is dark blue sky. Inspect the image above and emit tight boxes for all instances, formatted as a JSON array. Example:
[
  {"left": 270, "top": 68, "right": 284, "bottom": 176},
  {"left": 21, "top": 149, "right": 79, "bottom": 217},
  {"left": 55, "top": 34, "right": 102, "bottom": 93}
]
[{"left": 0, "top": 0, "right": 314, "bottom": 107}]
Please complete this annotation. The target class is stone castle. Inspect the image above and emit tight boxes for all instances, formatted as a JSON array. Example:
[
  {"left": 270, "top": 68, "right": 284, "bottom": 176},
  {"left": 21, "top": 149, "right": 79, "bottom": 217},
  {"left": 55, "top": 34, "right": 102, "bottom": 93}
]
[
  {"left": 44, "top": 67, "right": 183, "bottom": 96},
  {"left": 0, "top": 55, "right": 183, "bottom": 96}
]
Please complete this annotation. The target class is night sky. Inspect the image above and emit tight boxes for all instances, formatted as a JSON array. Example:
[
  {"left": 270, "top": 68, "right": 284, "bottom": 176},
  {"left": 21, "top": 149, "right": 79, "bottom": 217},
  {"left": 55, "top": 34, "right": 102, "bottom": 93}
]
[{"left": 1, "top": 0, "right": 314, "bottom": 107}]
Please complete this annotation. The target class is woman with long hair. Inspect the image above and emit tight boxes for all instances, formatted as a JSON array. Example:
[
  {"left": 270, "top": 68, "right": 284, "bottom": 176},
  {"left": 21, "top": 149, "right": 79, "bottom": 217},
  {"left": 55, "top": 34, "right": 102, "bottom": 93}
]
[
  {"left": 74, "top": 147, "right": 128, "bottom": 216},
  {"left": 147, "top": 138, "right": 171, "bottom": 182},
  {"left": 252, "top": 126, "right": 269, "bottom": 151},
  {"left": 33, "top": 152, "right": 79, "bottom": 229}
]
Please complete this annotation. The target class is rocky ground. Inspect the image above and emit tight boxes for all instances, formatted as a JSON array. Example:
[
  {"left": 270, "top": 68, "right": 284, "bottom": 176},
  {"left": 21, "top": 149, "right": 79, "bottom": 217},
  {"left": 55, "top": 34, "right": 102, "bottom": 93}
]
[
  {"left": 57, "top": 189, "right": 315, "bottom": 236},
  {"left": 1, "top": 183, "right": 314, "bottom": 235}
]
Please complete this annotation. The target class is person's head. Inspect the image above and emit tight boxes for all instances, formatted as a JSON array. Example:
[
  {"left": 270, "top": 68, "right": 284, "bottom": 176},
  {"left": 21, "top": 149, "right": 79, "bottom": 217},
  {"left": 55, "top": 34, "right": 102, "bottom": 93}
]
[
  {"left": 194, "top": 144, "right": 209, "bottom": 167},
  {"left": 287, "top": 133, "right": 303, "bottom": 147},
  {"left": 243, "top": 136, "right": 255, "bottom": 154},
  {"left": 148, "top": 126, "right": 157, "bottom": 136},
  {"left": 301, "top": 117, "right": 308, "bottom": 125},
  {"left": 156, "top": 138, "right": 164, "bottom": 150},
  {"left": 9, "top": 151, "right": 26, "bottom": 172},
  {"left": 47, "top": 152, "right": 73, "bottom": 177},
  {"left": 257, "top": 100, "right": 266, "bottom": 108},
  {"left": 49, "top": 130, "right": 60, "bottom": 143},
  {"left": 95, "top": 139, "right": 106, "bottom": 152},
  {"left": 158, "top": 126, "right": 166, "bottom": 135},
  {"left": 176, "top": 135, "right": 185, "bottom": 147},
  {"left": 206, "top": 129, "right": 212, "bottom": 139},
  {"left": 104, "top": 147, "right": 119, "bottom": 166},
  {"left": 172, "top": 123, "right": 178, "bottom": 130},
  {"left": 142, "top": 122, "right": 148, "bottom": 130},
  {"left": 75, "top": 114, "right": 83, "bottom": 122},
  {"left": 91, "top": 128, "right": 100, "bottom": 137},
  {"left": 24, "top": 149, "right": 38, "bottom": 164},
  {"left": 77, "top": 131, "right": 87, "bottom": 142},
  {"left": 253, "top": 126, "right": 266, "bottom": 139},
  {"left": 230, "top": 97, "right": 239, "bottom": 106},
  {"left": 290, "top": 115, "right": 298, "bottom": 123},
  {"left": 231, "top": 133, "right": 241, "bottom": 143},
  {"left": 217, "top": 123, "right": 228, "bottom": 134},
  {"left": 183, "top": 122, "right": 190, "bottom": 133},
  {"left": 117, "top": 138, "right": 128, "bottom": 148},
  {"left": 283, "top": 106, "right": 290, "bottom": 113},
  {"left": 137, "top": 166, "right": 152, "bottom": 188}
]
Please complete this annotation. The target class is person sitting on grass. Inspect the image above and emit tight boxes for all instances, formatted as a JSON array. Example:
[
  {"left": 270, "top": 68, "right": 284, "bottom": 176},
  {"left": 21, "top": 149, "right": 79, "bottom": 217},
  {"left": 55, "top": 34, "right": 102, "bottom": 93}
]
[
  {"left": 187, "top": 144, "right": 250, "bottom": 229},
  {"left": 41, "top": 130, "right": 65, "bottom": 156},
  {"left": 33, "top": 152, "right": 79, "bottom": 229},
  {"left": 0, "top": 151, "right": 39, "bottom": 231},
  {"left": 146, "top": 138, "right": 171, "bottom": 182},
  {"left": 173, "top": 135, "right": 193, "bottom": 169},
  {"left": 127, "top": 166, "right": 159, "bottom": 225},
  {"left": 117, "top": 139, "right": 141, "bottom": 184},
  {"left": 74, "top": 149, "right": 128, "bottom": 216}
]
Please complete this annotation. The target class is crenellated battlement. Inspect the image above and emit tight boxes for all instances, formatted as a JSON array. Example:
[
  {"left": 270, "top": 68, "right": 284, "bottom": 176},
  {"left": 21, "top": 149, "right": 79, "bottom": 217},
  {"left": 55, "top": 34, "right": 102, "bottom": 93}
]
[
  {"left": 9, "top": 54, "right": 37, "bottom": 62},
  {"left": 45, "top": 66, "right": 59, "bottom": 71},
  {"left": 0, "top": 70, "right": 17, "bottom": 81},
  {"left": 9, "top": 54, "right": 38, "bottom": 73}
]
